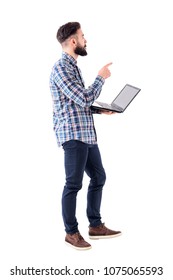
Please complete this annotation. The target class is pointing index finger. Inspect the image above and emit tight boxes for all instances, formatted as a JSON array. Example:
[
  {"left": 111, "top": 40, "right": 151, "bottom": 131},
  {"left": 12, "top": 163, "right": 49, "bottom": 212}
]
[{"left": 104, "top": 62, "right": 113, "bottom": 68}]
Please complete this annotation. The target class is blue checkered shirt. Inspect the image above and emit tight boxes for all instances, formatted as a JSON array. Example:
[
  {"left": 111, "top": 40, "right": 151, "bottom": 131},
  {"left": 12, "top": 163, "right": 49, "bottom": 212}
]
[{"left": 49, "top": 52, "right": 105, "bottom": 146}]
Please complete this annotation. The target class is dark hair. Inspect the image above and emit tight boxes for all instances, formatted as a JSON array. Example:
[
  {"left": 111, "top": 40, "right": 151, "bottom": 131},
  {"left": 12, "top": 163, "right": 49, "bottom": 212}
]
[{"left": 56, "top": 22, "right": 81, "bottom": 43}]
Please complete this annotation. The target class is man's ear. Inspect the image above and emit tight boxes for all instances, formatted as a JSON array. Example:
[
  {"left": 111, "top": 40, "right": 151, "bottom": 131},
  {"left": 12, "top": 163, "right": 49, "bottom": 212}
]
[{"left": 71, "top": 37, "right": 77, "bottom": 46}]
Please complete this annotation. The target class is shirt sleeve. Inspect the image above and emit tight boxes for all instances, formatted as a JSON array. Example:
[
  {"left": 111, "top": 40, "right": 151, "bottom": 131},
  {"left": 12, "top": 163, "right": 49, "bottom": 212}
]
[
  {"left": 52, "top": 64, "right": 105, "bottom": 108},
  {"left": 90, "top": 107, "right": 102, "bottom": 114}
]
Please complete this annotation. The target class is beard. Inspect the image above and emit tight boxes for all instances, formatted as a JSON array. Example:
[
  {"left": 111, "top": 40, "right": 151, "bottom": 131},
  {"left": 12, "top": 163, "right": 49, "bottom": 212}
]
[{"left": 74, "top": 44, "right": 87, "bottom": 56}]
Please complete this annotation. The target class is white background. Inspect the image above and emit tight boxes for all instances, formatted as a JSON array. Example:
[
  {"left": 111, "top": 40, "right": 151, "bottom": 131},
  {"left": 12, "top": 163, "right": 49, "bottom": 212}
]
[{"left": 0, "top": 0, "right": 172, "bottom": 279}]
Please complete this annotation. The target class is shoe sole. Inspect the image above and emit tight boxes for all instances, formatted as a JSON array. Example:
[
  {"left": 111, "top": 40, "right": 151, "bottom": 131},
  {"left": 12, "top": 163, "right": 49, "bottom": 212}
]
[
  {"left": 89, "top": 232, "right": 122, "bottom": 240},
  {"left": 65, "top": 241, "right": 92, "bottom": 250}
]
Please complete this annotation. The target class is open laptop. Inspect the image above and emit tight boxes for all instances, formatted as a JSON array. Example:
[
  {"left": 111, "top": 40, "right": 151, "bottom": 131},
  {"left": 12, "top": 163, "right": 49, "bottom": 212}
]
[{"left": 92, "top": 84, "right": 141, "bottom": 113}]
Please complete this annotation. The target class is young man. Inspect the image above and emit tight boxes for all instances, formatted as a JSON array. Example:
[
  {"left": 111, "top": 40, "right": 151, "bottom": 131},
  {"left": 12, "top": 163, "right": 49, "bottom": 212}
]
[{"left": 49, "top": 22, "right": 121, "bottom": 250}]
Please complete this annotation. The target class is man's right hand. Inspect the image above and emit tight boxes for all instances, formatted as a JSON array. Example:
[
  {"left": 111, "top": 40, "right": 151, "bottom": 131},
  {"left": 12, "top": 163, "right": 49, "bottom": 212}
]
[{"left": 98, "top": 62, "right": 112, "bottom": 79}]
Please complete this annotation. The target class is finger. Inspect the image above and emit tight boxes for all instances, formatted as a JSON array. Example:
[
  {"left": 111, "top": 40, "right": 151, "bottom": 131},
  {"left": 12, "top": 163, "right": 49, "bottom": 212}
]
[
  {"left": 101, "top": 110, "right": 112, "bottom": 115},
  {"left": 104, "top": 62, "right": 113, "bottom": 68}
]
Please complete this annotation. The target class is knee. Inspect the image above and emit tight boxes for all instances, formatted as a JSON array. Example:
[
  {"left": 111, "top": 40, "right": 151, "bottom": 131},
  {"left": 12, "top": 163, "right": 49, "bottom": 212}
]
[
  {"left": 65, "top": 180, "right": 83, "bottom": 192},
  {"left": 100, "top": 169, "right": 106, "bottom": 186},
  {"left": 91, "top": 169, "right": 106, "bottom": 187}
]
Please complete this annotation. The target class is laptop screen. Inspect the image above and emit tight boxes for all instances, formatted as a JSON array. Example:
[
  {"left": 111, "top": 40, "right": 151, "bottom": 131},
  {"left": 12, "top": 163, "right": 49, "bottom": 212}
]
[{"left": 112, "top": 84, "right": 141, "bottom": 109}]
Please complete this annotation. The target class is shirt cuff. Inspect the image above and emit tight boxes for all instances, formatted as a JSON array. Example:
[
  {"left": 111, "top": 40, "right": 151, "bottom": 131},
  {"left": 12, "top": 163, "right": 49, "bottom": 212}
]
[
  {"left": 96, "top": 75, "right": 105, "bottom": 85},
  {"left": 91, "top": 107, "right": 102, "bottom": 114}
]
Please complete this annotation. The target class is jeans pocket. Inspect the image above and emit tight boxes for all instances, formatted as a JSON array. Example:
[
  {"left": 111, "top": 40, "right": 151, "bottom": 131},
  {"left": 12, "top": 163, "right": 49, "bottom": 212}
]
[{"left": 62, "top": 140, "right": 77, "bottom": 150}]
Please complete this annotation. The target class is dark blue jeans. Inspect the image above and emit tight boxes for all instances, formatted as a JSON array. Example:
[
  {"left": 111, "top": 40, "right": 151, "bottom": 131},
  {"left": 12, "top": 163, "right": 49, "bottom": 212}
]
[{"left": 62, "top": 140, "right": 106, "bottom": 234}]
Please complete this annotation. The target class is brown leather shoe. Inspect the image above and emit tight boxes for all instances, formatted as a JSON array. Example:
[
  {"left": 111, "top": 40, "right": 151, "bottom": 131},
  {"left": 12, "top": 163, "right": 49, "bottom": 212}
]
[
  {"left": 89, "top": 223, "right": 122, "bottom": 239},
  {"left": 65, "top": 232, "right": 92, "bottom": 250}
]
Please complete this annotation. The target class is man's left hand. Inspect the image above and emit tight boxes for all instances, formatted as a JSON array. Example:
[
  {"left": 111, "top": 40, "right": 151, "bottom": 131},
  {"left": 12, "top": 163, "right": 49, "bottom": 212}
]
[{"left": 100, "top": 110, "right": 116, "bottom": 115}]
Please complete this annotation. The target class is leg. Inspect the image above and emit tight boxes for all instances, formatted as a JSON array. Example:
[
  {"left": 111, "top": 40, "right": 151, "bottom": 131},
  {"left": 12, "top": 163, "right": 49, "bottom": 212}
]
[
  {"left": 62, "top": 140, "right": 88, "bottom": 234},
  {"left": 85, "top": 144, "right": 106, "bottom": 227}
]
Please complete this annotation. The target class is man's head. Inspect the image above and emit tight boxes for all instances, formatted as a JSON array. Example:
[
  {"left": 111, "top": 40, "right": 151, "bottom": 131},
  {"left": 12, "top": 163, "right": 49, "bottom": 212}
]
[{"left": 56, "top": 22, "right": 87, "bottom": 57}]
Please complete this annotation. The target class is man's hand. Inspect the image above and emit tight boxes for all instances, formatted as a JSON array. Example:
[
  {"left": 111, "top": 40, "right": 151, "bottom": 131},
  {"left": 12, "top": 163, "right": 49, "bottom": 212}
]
[
  {"left": 100, "top": 110, "right": 116, "bottom": 115},
  {"left": 98, "top": 62, "right": 112, "bottom": 79}
]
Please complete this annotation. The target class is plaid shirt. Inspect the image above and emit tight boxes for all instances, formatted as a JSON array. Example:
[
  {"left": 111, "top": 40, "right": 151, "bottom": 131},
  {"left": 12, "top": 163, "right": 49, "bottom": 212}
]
[{"left": 49, "top": 52, "right": 105, "bottom": 146}]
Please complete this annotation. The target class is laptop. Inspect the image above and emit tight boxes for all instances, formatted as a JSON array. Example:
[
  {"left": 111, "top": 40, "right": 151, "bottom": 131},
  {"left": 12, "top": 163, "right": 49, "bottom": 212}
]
[{"left": 91, "top": 84, "right": 141, "bottom": 113}]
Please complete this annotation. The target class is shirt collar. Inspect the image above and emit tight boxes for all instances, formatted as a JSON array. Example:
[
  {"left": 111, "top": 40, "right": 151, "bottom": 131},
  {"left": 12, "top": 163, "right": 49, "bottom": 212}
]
[{"left": 62, "top": 51, "right": 77, "bottom": 66}]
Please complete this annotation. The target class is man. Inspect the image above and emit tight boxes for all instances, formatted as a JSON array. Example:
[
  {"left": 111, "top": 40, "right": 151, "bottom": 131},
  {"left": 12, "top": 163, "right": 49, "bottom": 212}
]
[{"left": 49, "top": 22, "right": 121, "bottom": 250}]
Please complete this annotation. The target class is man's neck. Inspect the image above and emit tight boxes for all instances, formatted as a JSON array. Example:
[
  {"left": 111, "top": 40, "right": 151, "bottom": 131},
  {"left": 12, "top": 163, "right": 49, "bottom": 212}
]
[{"left": 63, "top": 48, "right": 78, "bottom": 60}]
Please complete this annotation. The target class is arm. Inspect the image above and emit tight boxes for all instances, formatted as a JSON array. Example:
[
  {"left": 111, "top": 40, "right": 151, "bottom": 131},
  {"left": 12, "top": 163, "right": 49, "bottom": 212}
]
[{"left": 53, "top": 64, "right": 105, "bottom": 108}]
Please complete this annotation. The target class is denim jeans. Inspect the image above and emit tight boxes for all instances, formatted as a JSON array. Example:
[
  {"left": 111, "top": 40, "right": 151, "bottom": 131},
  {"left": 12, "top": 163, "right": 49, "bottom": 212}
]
[{"left": 62, "top": 140, "right": 106, "bottom": 234}]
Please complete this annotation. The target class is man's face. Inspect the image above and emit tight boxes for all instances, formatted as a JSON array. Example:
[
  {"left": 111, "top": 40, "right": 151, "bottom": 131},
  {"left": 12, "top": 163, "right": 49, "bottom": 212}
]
[{"left": 74, "top": 28, "right": 87, "bottom": 56}]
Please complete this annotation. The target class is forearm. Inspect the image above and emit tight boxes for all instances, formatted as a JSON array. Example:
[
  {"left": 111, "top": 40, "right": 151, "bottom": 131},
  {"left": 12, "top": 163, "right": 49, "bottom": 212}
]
[{"left": 53, "top": 69, "right": 105, "bottom": 108}]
